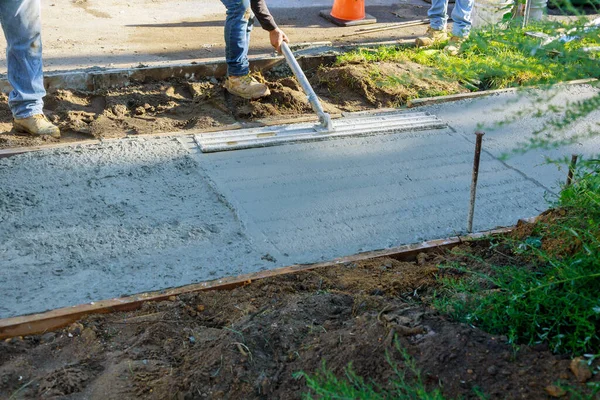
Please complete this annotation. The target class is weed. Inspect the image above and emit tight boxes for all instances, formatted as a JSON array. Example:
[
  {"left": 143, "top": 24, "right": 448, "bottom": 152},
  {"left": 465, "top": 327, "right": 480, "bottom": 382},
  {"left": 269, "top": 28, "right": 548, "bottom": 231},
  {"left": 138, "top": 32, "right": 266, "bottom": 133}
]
[
  {"left": 294, "top": 342, "right": 447, "bottom": 399},
  {"left": 434, "top": 164, "right": 600, "bottom": 354}
]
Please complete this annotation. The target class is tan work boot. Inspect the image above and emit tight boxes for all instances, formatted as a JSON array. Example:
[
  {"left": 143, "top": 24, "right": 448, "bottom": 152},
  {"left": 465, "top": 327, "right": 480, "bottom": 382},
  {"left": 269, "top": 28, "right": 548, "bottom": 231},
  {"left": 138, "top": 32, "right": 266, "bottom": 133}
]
[
  {"left": 415, "top": 27, "right": 449, "bottom": 48},
  {"left": 223, "top": 75, "right": 271, "bottom": 100},
  {"left": 13, "top": 114, "right": 60, "bottom": 139},
  {"left": 444, "top": 35, "right": 467, "bottom": 56}
]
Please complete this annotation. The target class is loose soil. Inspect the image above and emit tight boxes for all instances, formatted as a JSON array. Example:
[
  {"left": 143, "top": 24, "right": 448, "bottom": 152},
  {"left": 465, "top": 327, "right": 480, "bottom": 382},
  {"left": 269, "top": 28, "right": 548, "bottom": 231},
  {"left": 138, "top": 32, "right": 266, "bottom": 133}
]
[
  {"left": 1, "top": 228, "right": 598, "bottom": 399},
  {"left": 0, "top": 61, "right": 465, "bottom": 150}
]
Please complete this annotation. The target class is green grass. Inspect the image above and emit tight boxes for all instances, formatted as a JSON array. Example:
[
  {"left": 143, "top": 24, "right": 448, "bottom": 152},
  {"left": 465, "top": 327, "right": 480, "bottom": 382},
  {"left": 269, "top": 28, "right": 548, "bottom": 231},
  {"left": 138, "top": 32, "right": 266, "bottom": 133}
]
[
  {"left": 434, "top": 161, "right": 600, "bottom": 354},
  {"left": 337, "top": 19, "right": 600, "bottom": 92},
  {"left": 294, "top": 344, "right": 447, "bottom": 400}
]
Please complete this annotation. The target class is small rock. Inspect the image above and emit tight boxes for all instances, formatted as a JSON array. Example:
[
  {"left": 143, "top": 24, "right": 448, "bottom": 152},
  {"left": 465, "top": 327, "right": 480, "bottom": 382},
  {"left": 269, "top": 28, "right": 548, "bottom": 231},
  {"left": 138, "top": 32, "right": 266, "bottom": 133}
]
[
  {"left": 168, "top": 296, "right": 177, "bottom": 301},
  {"left": 570, "top": 357, "right": 592, "bottom": 383},
  {"left": 467, "top": 369, "right": 474, "bottom": 374},
  {"left": 209, "top": 77, "right": 218, "bottom": 85},
  {"left": 41, "top": 332, "right": 56, "bottom": 343},
  {"left": 134, "top": 106, "right": 146, "bottom": 115},
  {"left": 487, "top": 366, "right": 497, "bottom": 375},
  {"left": 81, "top": 328, "right": 97, "bottom": 342},
  {"left": 545, "top": 385, "right": 566, "bottom": 398},
  {"left": 68, "top": 322, "right": 84, "bottom": 336},
  {"left": 111, "top": 104, "right": 128, "bottom": 118},
  {"left": 279, "top": 77, "right": 300, "bottom": 91}
]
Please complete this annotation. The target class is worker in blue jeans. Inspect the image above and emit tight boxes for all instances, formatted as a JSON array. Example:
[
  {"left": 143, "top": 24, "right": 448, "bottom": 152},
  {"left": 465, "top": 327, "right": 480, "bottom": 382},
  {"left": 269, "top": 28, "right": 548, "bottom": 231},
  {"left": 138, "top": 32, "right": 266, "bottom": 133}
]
[
  {"left": 416, "top": 0, "right": 474, "bottom": 55},
  {"left": 1, "top": 0, "right": 59, "bottom": 138},
  {"left": 220, "top": 0, "right": 289, "bottom": 100}
]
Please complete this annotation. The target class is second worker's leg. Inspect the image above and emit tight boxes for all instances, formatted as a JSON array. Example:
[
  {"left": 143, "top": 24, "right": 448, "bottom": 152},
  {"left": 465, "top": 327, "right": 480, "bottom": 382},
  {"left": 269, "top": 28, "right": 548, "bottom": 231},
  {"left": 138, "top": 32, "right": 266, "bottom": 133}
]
[{"left": 416, "top": 0, "right": 450, "bottom": 47}]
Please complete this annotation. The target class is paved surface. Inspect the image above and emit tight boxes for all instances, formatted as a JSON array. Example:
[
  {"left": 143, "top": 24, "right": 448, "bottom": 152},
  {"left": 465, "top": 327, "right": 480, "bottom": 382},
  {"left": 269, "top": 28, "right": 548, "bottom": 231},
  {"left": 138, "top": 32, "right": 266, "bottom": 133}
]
[
  {"left": 0, "top": 84, "right": 598, "bottom": 318},
  {"left": 0, "top": 0, "right": 430, "bottom": 73}
]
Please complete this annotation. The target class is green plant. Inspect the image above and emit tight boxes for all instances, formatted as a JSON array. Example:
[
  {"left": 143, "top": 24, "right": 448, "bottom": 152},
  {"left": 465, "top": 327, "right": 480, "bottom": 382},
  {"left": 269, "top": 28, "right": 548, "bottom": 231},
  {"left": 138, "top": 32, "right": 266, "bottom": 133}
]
[
  {"left": 337, "top": 20, "right": 599, "bottom": 92},
  {"left": 434, "top": 164, "right": 600, "bottom": 354},
  {"left": 294, "top": 343, "right": 447, "bottom": 400}
]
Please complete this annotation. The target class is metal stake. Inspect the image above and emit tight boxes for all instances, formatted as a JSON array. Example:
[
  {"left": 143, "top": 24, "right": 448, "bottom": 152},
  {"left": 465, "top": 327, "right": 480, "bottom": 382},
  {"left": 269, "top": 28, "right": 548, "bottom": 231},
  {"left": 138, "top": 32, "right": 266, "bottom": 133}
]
[
  {"left": 566, "top": 154, "right": 578, "bottom": 186},
  {"left": 467, "top": 131, "right": 485, "bottom": 233}
]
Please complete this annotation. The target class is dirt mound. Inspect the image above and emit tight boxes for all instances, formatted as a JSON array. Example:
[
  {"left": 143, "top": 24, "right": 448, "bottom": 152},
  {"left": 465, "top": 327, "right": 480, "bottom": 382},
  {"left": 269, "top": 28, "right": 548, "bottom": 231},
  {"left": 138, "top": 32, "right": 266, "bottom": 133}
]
[
  {"left": 315, "top": 61, "right": 467, "bottom": 108},
  {"left": 0, "top": 61, "right": 466, "bottom": 150},
  {"left": 0, "top": 76, "right": 347, "bottom": 150},
  {"left": 1, "top": 252, "right": 597, "bottom": 399}
]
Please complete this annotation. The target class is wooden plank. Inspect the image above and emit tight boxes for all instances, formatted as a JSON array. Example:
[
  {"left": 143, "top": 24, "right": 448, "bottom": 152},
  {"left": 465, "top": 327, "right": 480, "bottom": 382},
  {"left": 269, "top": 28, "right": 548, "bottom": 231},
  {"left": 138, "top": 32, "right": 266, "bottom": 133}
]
[{"left": 0, "top": 222, "right": 534, "bottom": 340}]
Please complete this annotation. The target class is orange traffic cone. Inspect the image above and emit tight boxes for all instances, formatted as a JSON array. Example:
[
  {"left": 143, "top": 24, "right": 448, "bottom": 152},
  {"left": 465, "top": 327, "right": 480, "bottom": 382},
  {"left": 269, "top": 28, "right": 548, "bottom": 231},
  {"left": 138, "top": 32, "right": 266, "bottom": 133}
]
[
  {"left": 319, "top": 0, "right": 377, "bottom": 27},
  {"left": 331, "top": 0, "right": 365, "bottom": 21}
]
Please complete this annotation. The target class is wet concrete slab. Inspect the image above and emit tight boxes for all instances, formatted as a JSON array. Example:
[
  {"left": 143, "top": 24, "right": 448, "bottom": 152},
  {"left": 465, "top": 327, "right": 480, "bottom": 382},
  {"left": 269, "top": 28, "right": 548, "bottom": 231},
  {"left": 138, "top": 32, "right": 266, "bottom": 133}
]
[{"left": 1, "top": 85, "right": 598, "bottom": 318}]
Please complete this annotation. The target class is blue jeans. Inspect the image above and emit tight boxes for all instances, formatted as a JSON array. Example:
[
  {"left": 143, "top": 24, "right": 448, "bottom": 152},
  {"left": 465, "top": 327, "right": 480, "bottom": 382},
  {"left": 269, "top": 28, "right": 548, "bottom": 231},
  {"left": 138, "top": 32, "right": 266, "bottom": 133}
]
[
  {"left": 0, "top": 0, "right": 45, "bottom": 119},
  {"left": 221, "top": 0, "right": 254, "bottom": 76},
  {"left": 428, "top": 0, "right": 474, "bottom": 38}
]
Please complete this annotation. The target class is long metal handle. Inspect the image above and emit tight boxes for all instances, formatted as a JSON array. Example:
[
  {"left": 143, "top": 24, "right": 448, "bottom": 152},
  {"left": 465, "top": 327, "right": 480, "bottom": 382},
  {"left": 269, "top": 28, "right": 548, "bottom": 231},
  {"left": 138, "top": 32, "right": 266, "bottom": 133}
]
[{"left": 280, "top": 41, "right": 333, "bottom": 132}]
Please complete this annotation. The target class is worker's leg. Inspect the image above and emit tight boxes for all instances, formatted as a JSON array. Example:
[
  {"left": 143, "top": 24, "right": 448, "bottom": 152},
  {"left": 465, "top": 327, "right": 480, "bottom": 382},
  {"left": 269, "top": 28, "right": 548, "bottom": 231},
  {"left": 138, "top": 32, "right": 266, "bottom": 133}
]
[
  {"left": 428, "top": 0, "right": 450, "bottom": 31},
  {"left": 221, "top": 0, "right": 254, "bottom": 77},
  {"left": 220, "top": 0, "right": 270, "bottom": 99},
  {"left": 416, "top": 0, "right": 450, "bottom": 47},
  {"left": 0, "top": 0, "right": 45, "bottom": 119},
  {"left": 450, "top": 0, "right": 474, "bottom": 37}
]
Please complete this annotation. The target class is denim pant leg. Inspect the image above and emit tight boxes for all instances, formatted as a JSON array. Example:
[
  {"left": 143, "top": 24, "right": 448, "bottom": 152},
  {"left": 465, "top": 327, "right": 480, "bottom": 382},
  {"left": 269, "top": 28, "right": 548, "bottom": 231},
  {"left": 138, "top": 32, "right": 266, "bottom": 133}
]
[
  {"left": 428, "top": 0, "right": 450, "bottom": 31},
  {"left": 221, "top": 0, "right": 254, "bottom": 77},
  {"left": 0, "top": 0, "right": 45, "bottom": 119},
  {"left": 450, "top": 0, "right": 474, "bottom": 37}
]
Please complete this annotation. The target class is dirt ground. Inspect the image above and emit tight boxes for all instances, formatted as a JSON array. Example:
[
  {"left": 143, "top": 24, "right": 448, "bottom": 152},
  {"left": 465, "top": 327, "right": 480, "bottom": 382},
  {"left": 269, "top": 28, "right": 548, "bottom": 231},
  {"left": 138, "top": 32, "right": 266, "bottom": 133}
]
[
  {"left": 1, "top": 225, "right": 598, "bottom": 399},
  {"left": 0, "top": 61, "right": 465, "bottom": 150}
]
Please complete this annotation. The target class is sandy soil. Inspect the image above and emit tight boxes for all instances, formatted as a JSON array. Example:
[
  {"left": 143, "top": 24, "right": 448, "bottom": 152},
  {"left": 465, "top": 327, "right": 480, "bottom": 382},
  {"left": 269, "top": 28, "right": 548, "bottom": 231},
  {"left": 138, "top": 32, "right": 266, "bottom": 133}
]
[
  {"left": 0, "top": 62, "right": 465, "bottom": 150},
  {"left": 1, "top": 230, "right": 598, "bottom": 399}
]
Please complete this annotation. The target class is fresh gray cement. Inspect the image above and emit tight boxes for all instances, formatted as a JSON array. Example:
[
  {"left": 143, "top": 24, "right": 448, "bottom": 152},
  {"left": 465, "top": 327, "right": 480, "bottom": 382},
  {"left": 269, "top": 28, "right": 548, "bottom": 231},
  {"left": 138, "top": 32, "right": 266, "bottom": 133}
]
[{"left": 1, "top": 84, "right": 598, "bottom": 318}]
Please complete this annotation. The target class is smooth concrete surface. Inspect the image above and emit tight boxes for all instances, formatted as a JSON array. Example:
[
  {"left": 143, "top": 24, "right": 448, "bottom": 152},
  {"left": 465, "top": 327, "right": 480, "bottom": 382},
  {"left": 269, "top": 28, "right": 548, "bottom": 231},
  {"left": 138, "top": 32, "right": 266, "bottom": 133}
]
[
  {"left": 198, "top": 128, "right": 547, "bottom": 263},
  {"left": 421, "top": 84, "right": 600, "bottom": 193},
  {"left": 1, "top": 85, "right": 598, "bottom": 318}
]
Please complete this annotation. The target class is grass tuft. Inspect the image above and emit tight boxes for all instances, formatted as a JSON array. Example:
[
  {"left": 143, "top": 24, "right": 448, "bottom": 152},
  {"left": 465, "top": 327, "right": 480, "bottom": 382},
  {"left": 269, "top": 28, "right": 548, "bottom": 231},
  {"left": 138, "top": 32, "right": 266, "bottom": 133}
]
[
  {"left": 337, "top": 19, "right": 599, "bottom": 92},
  {"left": 294, "top": 343, "right": 447, "bottom": 400},
  {"left": 434, "top": 162, "right": 600, "bottom": 354}
]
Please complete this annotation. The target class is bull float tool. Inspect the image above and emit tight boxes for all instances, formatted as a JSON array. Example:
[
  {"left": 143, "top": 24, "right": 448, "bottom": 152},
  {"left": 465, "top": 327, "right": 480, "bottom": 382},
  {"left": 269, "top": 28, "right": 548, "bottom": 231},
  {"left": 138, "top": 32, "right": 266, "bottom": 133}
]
[{"left": 195, "top": 42, "right": 446, "bottom": 153}]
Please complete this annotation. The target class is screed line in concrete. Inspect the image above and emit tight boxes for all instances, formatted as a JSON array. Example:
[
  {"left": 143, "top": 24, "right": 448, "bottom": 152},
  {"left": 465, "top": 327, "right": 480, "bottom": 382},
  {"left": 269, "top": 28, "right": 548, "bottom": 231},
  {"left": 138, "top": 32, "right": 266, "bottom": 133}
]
[{"left": 1, "top": 85, "right": 598, "bottom": 319}]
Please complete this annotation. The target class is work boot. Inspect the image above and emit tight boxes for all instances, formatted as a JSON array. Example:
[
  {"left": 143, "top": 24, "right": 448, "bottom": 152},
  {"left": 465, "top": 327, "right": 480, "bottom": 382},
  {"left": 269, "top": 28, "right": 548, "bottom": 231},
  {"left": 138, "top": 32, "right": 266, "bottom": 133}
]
[
  {"left": 415, "top": 27, "right": 448, "bottom": 48},
  {"left": 13, "top": 114, "right": 60, "bottom": 139},
  {"left": 223, "top": 75, "right": 271, "bottom": 100},
  {"left": 444, "top": 35, "right": 467, "bottom": 56}
]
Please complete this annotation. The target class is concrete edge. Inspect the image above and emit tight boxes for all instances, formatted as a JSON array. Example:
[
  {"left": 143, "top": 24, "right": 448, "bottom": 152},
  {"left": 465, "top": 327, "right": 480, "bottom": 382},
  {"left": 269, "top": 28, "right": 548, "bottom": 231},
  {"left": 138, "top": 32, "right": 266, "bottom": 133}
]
[
  {"left": 0, "top": 218, "right": 537, "bottom": 340},
  {"left": 407, "top": 78, "right": 599, "bottom": 108}
]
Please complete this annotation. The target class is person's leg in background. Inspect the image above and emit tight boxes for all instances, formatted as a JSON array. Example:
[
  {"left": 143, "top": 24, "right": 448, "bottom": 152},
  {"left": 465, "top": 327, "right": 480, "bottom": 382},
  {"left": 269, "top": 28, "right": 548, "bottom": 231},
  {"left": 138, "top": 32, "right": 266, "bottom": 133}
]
[
  {"left": 444, "top": 0, "right": 474, "bottom": 54},
  {"left": 0, "top": 0, "right": 59, "bottom": 137},
  {"left": 416, "top": 0, "right": 450, "bottom": 47},
  {"left": 220, "top": 0, "right": 270, "bottom": 99}
]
